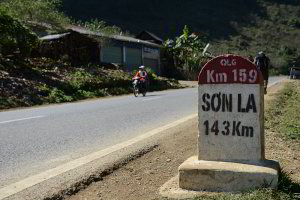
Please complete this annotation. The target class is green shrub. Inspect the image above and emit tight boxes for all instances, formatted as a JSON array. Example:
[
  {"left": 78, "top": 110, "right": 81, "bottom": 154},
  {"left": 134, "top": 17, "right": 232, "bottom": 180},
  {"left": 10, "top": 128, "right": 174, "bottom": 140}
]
[
  {"left": 109, "top": 87, "right": 131, "bottom": 95},
  {"left": 145, "top": 67, "right": 157, "bottom": 82},
  {"left": 37, "top": 83, "right": 52, "bottom": 96},
  {"left": 69, "top": 70, "right": 95, "bottom": 90},
  {"left": 76, "top": 90, "right": 96, "bottom": 99},
  {"left": 287, "top": 18, "right": 300, "bottom": 28},
  {"left": 94, "top": 89, "right": 109, "bottom": 97},
  {"left": 48, "top": 88, "right": 73, "bottom": 103}
]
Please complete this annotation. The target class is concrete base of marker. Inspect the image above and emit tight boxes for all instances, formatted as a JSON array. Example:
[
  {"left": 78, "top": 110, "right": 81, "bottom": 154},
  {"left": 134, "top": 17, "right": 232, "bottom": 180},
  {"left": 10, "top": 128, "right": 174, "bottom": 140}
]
[
  {"left": 160, "top": 175, "right": 223, "bottom": 199},
  {"left": 160, "top": 156, "right": 280, "bottom": 199},
  {"left": 178, "top": 156, "right": 280, "bottom": 192}
]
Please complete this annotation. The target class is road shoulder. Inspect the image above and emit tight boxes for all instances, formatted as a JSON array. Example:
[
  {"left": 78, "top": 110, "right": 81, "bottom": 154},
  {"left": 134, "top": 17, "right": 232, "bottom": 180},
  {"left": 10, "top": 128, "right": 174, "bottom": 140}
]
[{"left": 66, "top": 80, "right": 300, "bottom": 200}]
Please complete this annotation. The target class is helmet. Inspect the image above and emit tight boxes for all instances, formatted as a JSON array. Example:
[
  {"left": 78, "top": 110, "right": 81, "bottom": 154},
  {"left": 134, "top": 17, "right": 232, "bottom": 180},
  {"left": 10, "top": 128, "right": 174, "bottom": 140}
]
[
  {"left": 258, "top": 51, "right": 265, "bottom": 56},
  {"left": 139, "top": 65, "right": 145, "bottom": 69}
]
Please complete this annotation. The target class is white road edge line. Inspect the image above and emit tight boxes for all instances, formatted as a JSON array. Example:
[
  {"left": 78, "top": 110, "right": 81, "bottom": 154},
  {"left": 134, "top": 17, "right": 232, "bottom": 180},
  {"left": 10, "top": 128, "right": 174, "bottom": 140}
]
[
  {"left": 0, "top": 113, "right": 197, "bottom": 199},
  {"left": 142, "top": 97, "right": 161, "bottom": 101},
  {"left": 268, "top": 80, "right": 281, "bottom": 88},
  {"left": 269, "top": 77, "right": 287, "bottom": 87},
  {"left": 0, "top": 116, "right": 45, "bottom": 124}
]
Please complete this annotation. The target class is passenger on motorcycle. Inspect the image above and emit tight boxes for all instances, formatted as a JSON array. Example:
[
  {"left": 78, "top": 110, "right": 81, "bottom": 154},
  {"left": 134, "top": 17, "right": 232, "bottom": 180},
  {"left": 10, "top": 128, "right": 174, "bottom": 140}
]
[
  {"left": 254, "top": 51, "right": 270, "bottom": 94},
  {"left": 134, "top": 65, "right": 149, "bottom": 90}
]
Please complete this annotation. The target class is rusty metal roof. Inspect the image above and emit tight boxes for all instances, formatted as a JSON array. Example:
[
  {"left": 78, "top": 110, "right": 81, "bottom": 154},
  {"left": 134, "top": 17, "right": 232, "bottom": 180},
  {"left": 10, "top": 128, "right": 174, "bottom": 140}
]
[
  {"left": 40, "top": 32, "right": 71, "bottom": 40},
  {"left": 53, "top": 26, "right": 162, "bottom": 48}
]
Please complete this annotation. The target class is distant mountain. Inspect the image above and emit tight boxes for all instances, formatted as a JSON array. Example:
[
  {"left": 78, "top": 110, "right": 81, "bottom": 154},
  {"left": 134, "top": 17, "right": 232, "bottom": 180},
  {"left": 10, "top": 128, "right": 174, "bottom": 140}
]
[{"left": 62, "top": 0, "right": 264, "bottom": 38}]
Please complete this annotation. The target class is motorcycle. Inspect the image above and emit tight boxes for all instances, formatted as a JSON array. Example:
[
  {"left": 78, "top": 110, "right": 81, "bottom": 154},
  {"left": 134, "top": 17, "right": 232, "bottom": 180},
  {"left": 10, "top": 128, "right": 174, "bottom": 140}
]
[{"left": 132, "top": 76, "right": 147, "bottom": 97}]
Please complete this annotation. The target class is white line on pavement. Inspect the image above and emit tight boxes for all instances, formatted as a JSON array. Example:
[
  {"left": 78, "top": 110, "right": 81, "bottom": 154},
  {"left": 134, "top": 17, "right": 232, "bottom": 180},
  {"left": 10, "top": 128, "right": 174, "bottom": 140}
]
[
  {"left": 0, "top": 116, "right": 45, "bottom": 124},
  {"left": 268, "top": 80, "right": 281, "bottom": 88},
  {"left": 0, "top": 113, "right": 197, "bottom": 199},
  {"left": 142, "top": 97, "right": 161, "bottom": 101}
]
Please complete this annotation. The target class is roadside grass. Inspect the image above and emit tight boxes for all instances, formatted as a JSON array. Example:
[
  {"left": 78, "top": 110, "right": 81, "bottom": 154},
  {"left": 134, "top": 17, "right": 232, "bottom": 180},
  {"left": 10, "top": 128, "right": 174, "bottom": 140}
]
[
  {"left": 265, "top": 81, "right": 300, "bottom": 142},
  {"left": 190, "top": 81, "right": 300, "bottom": 200}
]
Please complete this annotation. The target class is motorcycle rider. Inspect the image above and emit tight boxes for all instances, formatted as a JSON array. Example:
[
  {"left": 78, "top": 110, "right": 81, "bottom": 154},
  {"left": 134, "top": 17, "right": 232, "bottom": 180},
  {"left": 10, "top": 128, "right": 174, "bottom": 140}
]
[
  {"left": 254, "top": 51, "right": 270, "bottom": 94},
  {"left": 134, "top": 65, "right": 148, "bottom": 90}
]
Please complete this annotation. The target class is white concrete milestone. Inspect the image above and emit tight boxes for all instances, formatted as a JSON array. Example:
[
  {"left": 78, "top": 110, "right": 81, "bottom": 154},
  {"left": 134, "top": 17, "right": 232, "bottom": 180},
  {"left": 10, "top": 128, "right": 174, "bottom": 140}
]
[
  {"left": 198, "top": 84, "right": 264, "bottom": 161},
  {"left": 175, "top": 54, "right": 280, "bottom": 194}
]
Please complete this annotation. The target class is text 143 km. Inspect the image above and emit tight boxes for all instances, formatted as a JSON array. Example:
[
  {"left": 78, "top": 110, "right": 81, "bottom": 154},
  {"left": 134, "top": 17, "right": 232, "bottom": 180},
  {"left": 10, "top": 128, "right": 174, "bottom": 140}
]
[{"left": 204, "top": 120, "right": 254, "bottom": 138}]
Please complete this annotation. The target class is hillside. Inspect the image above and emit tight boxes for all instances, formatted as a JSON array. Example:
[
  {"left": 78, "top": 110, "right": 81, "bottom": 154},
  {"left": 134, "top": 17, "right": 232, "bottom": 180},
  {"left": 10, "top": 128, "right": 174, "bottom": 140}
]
[
  {"left": 62, "top": 0, "right": 300, "bottom": 70},
  {"left": 62, "top": 0, "right": 260, "bottom": 39},
  {"left": 0, "top": 57, "right": 184, "bottom": 110},
  {"left": 61, "top": 0, "right": 300, "bottom": 37}
]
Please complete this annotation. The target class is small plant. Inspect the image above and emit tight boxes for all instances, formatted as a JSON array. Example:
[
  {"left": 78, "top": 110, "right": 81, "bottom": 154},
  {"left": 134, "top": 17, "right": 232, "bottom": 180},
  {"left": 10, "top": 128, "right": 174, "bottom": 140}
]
[
  {"left": 48, "top": 88, "right": 73, "bottom": 103},
  {"left": 145, "top": 67, "right": 157, "bottom": 82},
  {"left": 287, "top": 18, "right": 300, "bottom": 28},
  {"left": 278, "top": 169, "right": 300, "bottom": 194},
  {"left": 94, "top": 89, "right": 109, "bottom": 97},
  {"left": 37, "top": 84, "right": 52, "bottom": 95},
  {"left": 69, "top": 70, "right": 94, "bottom": 90},
  {"left": 109, "top": 87, "right": 131, "bottom": 95},
  {"left": 76, "top": 90, "right": 96, "bottom": 99}
]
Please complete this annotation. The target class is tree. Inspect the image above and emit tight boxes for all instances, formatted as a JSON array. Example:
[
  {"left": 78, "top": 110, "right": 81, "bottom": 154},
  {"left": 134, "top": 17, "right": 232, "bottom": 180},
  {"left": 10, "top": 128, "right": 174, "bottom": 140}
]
[
  {"left": 164, "top": 25, "right": 209, "bottom": 72},
  {"left": 0, "top": 12, "right": 38, "bottom": 57}
]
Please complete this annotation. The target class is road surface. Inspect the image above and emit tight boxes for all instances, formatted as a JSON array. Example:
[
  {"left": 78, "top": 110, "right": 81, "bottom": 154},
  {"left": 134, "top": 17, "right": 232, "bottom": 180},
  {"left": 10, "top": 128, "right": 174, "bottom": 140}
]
[{"left": 0, "top": 76, "right": 286, "bottom": 190}]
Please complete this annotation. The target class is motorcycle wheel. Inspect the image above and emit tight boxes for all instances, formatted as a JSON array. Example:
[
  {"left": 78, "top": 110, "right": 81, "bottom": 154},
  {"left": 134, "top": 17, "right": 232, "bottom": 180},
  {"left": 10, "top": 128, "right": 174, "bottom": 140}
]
[
  {"left": 133, "top": 85, "right": 139, "bottom": 97},
  {"left": 142, "top": 90, "right": 146, "bottom": 97}
]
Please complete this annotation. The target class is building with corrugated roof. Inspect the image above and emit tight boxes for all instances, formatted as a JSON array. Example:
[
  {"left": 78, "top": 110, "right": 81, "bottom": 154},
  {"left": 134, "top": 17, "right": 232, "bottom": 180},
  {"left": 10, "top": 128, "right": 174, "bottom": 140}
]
[{"left": 39, "top": 27, "right": 162, "bottom": 75}]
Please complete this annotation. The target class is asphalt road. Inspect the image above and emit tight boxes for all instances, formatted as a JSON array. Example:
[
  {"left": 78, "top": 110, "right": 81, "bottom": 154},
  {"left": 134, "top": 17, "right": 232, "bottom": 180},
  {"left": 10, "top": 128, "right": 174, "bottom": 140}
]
[{"left": 0, "top": 76, "right": 286, "bottom": 188}]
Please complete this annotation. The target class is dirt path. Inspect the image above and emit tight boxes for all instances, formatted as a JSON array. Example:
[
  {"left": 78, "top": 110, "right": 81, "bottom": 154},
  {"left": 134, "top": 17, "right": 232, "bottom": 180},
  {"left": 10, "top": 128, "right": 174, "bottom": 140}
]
[{"left": 67, "top": 81, "right": 300, "bottom": 200}]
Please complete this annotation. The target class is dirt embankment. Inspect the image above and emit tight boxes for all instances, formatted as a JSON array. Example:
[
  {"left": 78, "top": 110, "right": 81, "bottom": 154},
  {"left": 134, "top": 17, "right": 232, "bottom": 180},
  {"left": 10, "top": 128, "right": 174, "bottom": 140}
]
[{"left": 65, "top": 81, "right": 300, "bottom": 200}]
